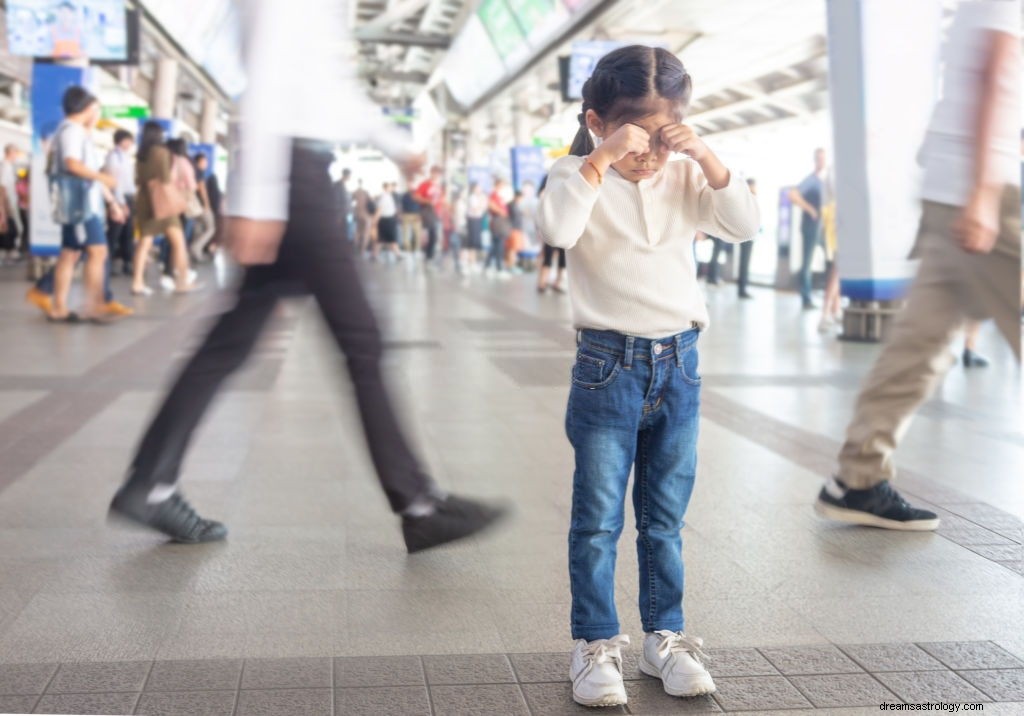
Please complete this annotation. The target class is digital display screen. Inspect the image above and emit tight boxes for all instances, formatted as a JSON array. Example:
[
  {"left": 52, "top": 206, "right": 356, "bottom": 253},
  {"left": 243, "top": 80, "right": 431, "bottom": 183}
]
[{"left": 6, "top": 0, "right": 127, "bottom": 61}]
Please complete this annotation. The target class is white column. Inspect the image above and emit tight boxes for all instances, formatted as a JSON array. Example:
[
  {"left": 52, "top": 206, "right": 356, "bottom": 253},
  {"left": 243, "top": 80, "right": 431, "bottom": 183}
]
[
  {"left": 151, "top": 58, "right": 179, "bottom": 119},
  {"left": 200, "top": 97, "right": 219, "bottom": 144}
]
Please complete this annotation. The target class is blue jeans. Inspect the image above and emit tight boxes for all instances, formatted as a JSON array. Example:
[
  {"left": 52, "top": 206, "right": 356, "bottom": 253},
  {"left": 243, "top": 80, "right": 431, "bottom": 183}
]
[
  {"left": 799, "top": 222, "right": 821, "bottom": 303},
  {"left": 566, "top": 328, "right": 702, "bottom": 641}
]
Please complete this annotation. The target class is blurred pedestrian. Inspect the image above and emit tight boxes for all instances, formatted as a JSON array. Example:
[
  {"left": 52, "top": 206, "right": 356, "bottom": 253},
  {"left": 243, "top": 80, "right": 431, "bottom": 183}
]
[
  {"left": 736, "top": 178, "right": 758, "bottom": 299},
  {"left": 484, "top": 177, "right": 510, "bottom": 278},
  {"left": 816, "top": 0, "right": 1020, "bottom": 531},
  {"left": 190, "top": 153, "right": 218, "bottom": 262},
  {"left": 109, "top": 0, "right": 507, "bottom": 550},
  {"left": 465, "top": 182, "right": 487, "bottom": 270},
  {"left": 0, "top": 144, "right": 24, "bottom": 262},
  {"left": 104, "top": 129, "right": 136, "bottom": 276},
  {"left": 789, "top": 148, "right": 827, "bottom": 309},
  {"left": 373, "top": 181, "right": 401, "bottom": 262}
]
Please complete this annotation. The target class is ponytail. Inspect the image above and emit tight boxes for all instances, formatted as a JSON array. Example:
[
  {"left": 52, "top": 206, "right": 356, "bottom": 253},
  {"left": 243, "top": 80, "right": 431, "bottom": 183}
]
[{"left": 569, "top": 112, "right": 594, "bottom": 157}]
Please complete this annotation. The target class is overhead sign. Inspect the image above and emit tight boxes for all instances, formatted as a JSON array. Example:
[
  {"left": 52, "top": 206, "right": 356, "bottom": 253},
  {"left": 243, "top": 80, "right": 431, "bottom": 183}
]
[{"left": 102, "top": 104, "right": 149, "bottom": 119}]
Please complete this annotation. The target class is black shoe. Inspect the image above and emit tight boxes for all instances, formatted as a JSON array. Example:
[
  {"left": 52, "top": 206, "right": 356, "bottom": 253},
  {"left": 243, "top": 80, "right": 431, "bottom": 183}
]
[
  {"left": 815, "top": 477, "right": 940, "bottom": 531},
  {"left": 962, "top": 349, "right": 989, "bottom": 368},
  {"left": 802, "top": 300, "right": 817, "bottom": 310},
  {"left": 403, "top": 494, "right": 509, "bottom": 554},
  {"left": 109, "top": 488, "right": 228, "bottom": 543},
  {"left": 738, "top": 292, "right": 754, "bottom": 300}
]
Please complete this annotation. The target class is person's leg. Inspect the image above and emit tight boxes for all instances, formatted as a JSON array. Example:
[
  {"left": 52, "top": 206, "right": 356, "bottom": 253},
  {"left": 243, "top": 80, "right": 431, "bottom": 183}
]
[
  {"left": 967, "top": 185, "right": 1021, "bottom": 361},
  {"left": 633, "top": 336, "right": 701, "bottom": 636},
  {"left": 799, "top": 224, "right": 816, "bottom": 306},
  {"left": 51, "top": 246, "right": 80, "bottom": 318},
  {"left": 83, "top": 244, "right": 108, "bottom": 317},
  {"left": 566, "top": 335, "right": 645, "bottom": 641},
  {"left": 133, "top": 236, "right": 153, "bottom": 292},
  {"left": 738, "top": 240, "right": 753, "bottom": 296},
  {"left": 707, "top": 239, "right": 723, "bottom": 284},
  {"left": 166, "top": 224, "right": 195, "bottom": 291},
  {"left": 836, "top": 205, "right": 969, "bottom": 491}
]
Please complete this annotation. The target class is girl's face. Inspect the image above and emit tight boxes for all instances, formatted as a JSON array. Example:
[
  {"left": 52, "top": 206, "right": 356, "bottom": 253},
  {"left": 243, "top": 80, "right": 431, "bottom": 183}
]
[{"left": 592, "top": 102, "right": 682, "bottom": 182}]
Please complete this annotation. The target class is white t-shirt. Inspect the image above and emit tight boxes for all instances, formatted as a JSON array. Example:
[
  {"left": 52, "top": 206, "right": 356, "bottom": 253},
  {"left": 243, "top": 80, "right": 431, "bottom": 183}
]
[
  {"left": 377, "top": 191, "right": 397, "bottom": 218},
  {"left": 56, "top": 121, "right": 105, "bottom": 219},
  {"left": 920, "top": 0, "right": 1021, "bottom": 206}
]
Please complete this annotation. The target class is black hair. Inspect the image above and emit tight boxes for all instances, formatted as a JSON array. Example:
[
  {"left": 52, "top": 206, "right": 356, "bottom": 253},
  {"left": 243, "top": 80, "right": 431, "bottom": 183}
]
[
  {"left": 137, "top": 121, "right": 165, "bottom": 163},
  {"left": 570, "top": 45, "right": 692, "bottom": 157},
  {"left": 166, "top": 138, "right": 188, "bottom": 158},
  {"left": 194, "top": 152, "right": 208, "bottom": 164},
  {"left": 61, "top": 85, "right": 98, "bottom": 117},
  {"left": 113, "top": 129, "right": 133, "bottom": 145}
]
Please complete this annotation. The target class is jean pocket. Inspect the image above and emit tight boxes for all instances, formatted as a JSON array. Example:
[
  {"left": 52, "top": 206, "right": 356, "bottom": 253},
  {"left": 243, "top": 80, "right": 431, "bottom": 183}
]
[
  {"left": 571, "top": 350, "right": 622, "bottom": 390},
  {"left": 678, "top": 345, "right": 702, "bottom": 386}
]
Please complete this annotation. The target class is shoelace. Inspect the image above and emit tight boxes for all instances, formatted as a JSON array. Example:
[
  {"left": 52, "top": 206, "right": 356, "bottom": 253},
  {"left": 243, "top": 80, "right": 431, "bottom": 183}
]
[
  {"left": 582, "top": 635, "right": 630, "bottom": 668},
  {"left": 167, "top": 494, "right": 203, "bottom": 536},
  {"left": 652, "top": 630, "right": 707, "bottom": 664}
]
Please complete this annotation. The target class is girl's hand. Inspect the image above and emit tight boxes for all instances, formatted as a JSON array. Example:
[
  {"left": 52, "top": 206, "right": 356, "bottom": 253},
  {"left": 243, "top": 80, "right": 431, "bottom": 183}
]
[
  {"left": 660, "top": 124, "right": 709, "bottom": 161},
  {"left": 592, "top": 124, "right": 651, "bottom": 166}
]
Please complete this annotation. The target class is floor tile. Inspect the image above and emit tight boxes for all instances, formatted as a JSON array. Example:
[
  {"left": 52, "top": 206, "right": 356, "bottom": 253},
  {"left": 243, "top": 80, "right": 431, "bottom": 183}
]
[
  {"left": 334, "top": 655, "right": 424, "bottom": 687},
  {"left": 34, "top": 691, "right": 139, "bottom": 714},
  {"left": 624, "top": 679, "right": 722, "bottom": 713},
  {"left": 334, "top": 685, "right": 431, "bottom": 716},
  {"left": 918, "top": 642, "right": 1024, "bottom": 670},
  {"left": 789, "top": 673, "right": 899, "bottom": 708},
  {"left": 759, "top": 645, "right": 863, "bottom": 675},
  {"left": 711, "top": 675, "right": 813, "bottom": 711},
  {"left": 134, "top": 689, "right": 236, "bottom": 716},
  {"left": 0, "top": 663, "right": 58, "bottom": 695},
  {"left": 240, "top": 657, "right": 332, "bottom": 690},
  {"left": 429, "top": 683, "right": 530, "bottom": 715},
  {"left": 520, "top": 682, "right": 627, "bottom": 715},
  {"left": 704, "top": 648, "right": 780, "bottom": 677},
  {"left": 957, "top": 669, "right": 1024, "bottom": 701},
  {"left": 422, "top": 653, "right": 516, "bottom": 685},
  {"left": 874, "top": 670, "right": 991, "bottom": 703},
  {"left": 838, "top": 643, "right": 947, "bottom": 672},
  {"left": 47, "top": 661, "right": 151, "bottom": 694},
  {"left": 234, "top": 688, "right": 332, "bottom": 716},
  {"left": 507, "top": 652, "right": 569, "bottom": 684},
  {"left": 0, "top": 694, "right": 39, "bottom": 713},
  {"left": 143, "top": 659, "right": 242, "bottom": 692}
]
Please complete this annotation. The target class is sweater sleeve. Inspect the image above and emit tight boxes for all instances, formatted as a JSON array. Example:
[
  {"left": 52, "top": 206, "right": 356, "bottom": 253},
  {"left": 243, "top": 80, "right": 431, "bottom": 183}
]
[
  {"left": 537, "top": 156, "right": 600, "bottom": 249},
  {"left": 692, "top": 165, "right": 761, "bottom": 243}
]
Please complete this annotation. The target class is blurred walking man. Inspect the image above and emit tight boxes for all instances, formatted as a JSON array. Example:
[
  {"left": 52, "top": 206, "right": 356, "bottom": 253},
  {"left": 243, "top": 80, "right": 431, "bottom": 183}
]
[
  {"left": 110, "top": 0, "right": 506, "bottom": 551},
  {"left": 817, "top": 0, "right": 1020, "bottom": 531}
]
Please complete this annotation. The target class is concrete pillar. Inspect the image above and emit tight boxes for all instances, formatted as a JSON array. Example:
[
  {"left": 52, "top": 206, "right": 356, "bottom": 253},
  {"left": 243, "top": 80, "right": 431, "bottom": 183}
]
[
  {"left": 512, "top": 98, "right": 531, "bottom": 147},
  {"left": 826, "top": 0, "right": 942, "bottom": 341},
  {"left": 200, "top": 97, "right": 219, "bottom": 144},
  {"left": 151, "top": 57, "right": 179, "bottom": 120}
]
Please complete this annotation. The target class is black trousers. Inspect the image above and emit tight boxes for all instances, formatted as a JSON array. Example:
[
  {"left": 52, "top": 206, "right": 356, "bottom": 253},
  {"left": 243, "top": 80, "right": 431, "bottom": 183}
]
[
  {"left": 737, "top": 240, "right": 753, "bottom": 294},
  {"left": 707, "top": 237, "right": 732, "bottom": 284},
  {"left": 107, "top": 195, "right": 136, "bottom": 268},
  {"left": 123, "top": 142, "right": 433, "bottom": 513}
]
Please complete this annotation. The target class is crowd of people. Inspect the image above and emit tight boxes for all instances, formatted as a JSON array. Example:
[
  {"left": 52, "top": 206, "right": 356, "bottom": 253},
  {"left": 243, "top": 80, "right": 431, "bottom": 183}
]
[
  {"left": 7, "top": 89, "right": 224, "bottom": 323},
  {"left": 332, "top": 165, "right": 569, "bottom": 291}
]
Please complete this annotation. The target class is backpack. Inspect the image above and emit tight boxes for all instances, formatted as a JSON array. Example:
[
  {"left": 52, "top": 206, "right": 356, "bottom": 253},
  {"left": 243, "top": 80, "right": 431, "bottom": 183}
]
[{"left": 46, "top": 123, "right": 91, "bottom": 225}]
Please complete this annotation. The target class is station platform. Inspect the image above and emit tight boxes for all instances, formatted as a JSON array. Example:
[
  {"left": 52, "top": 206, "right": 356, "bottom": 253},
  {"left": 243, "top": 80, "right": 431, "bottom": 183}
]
[{"left": 0, "top": 260, "right": 1021, "bottom": 715}]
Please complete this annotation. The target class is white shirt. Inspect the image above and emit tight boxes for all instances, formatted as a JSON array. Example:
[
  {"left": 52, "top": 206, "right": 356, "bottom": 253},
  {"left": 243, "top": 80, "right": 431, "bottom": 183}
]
[
  {"left": 227, "top": 0, "right": 415, "bottom": 222},
  {"left": 56, "top": 120, "right": 105, "bottom": 219},
  {"left": 103, "top": 147, "right": 136, "bottom": 204},
  {"left": 0, "top": 160, "right": 17, "bottom": 213},
  {"left": 538, "top": 156, "right": 760, "bottom": 336},
  {"left": 377, "top": 191, "right": 397, "bottom": 218},
  {"left": 920, "top": 0, "right": 1021, "bottom": 206}
]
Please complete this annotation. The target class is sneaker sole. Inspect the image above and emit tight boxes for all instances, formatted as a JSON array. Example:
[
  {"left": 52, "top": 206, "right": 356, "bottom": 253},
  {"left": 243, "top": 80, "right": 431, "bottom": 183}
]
[
  {"left": 571, "top": 687, "right": 627, "bottom": 708},
  {"left": 638, "top": 655, "right": 716, "bottom": 697},
  {"left": 814, "top": 500, "right": 940, "bottom": 531},
  {"left": 107, "top": 505, "right": 228, "bottom": 544}
]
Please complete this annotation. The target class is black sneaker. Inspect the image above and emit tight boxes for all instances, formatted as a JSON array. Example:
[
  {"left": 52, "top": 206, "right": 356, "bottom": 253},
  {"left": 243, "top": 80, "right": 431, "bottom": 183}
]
[
  {"left": 815, "top": 477, "right": 940, "bottom": 531},
  {"left": 109, "top": 488, "right": 228, "bottom": 543},
  {"left": 403, "top": 494, "right": 509, "bottom": 554}
]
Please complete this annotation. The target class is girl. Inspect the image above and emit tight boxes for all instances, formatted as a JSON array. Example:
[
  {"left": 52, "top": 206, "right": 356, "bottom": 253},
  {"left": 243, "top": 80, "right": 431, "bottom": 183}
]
[
  {"left": 484, "top": 177, "right": 511, "bottom": 278},
  {"left": 537, "top": 45, "right": 759, "bottom": 708}
]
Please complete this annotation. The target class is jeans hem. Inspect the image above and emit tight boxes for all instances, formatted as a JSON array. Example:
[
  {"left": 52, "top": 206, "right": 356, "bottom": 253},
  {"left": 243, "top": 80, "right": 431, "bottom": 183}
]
[{"left": 571, "top": 624, "right": 622, "bottom": 642}]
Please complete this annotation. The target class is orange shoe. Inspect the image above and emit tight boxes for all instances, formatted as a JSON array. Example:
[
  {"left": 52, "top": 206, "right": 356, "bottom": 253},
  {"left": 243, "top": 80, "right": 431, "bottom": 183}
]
[
  {"left": 103, "top": 300, "right": 134, "bottom": 317},
  {"left": 25, "top": 287, "right": 52, "bottom": 315}
]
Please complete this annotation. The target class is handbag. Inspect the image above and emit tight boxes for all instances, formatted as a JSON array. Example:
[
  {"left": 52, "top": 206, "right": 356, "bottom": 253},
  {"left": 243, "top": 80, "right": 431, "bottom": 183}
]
[
  {"left": 185, "top": 192, "right": 204, "bottom": 219},
  {"left": 47, "top": 123, "right": 91, "bottom": 225},
  {"left": 148, "top": 176, "right": 187, "bottom": 221}
]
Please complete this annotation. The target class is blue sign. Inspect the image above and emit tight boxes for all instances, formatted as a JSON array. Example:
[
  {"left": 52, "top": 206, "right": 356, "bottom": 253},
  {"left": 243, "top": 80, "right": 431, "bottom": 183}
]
[
  {"left": 510, "top": 146, "right": 545, "bottom": 192},
  {"left": 567, "top": 40, "right": 628, "bottom": 101},
  {"left": 467, "top": 165, "right": 494, "bottom": 194}
]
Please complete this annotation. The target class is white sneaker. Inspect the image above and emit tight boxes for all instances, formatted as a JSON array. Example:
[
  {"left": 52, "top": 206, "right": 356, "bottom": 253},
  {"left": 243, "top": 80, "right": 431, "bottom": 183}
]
[
  {"left": 160, "top": 275, "right": 175, "bottom": 292},
  {"left": 640, "top": 631, "right": 716, "bottom": 697},
  {"left": 570, "top": 635, "right": 630, "bottom": 707}
]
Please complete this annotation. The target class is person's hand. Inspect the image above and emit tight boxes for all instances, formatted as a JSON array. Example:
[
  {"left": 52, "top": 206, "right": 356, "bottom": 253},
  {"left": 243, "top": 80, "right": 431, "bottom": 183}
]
[
  {"left": 660, "top": 123, "right": 710, "bottom": 161},
  {"left": 225, "top": 217, "right": 287, "bottom": 266},
  {"left": 97, "top": 172, "right": 117, "bottom": 190},
  {"left": 807, "top": 207, "right": 819, "bottom": 222},
  {"left": 398, "top": 153, "right": 427, "bottom": 183},
  {"left": 108, "top": 203, "right": 126, "bottom": 224},
  {"left": 592, "top": 124, "right": 651, "bottom": 166},
  {"left": 954, "top": 186, "right": 1000, "bottom": 254}
]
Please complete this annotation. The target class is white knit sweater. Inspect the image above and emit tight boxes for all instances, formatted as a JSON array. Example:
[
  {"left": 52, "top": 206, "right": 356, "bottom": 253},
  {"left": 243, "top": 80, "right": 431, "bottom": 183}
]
[{"left": 538, "top": 155, "right": 760, "bottom": 337}]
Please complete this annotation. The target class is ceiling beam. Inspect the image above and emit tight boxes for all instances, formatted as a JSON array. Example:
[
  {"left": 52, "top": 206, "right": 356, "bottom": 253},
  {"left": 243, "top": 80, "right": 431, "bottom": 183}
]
[
  {"left": 355, "top": 0, "right": 432, "bottom": 35},
  {"left": 687, "top": 77, "right": 823, "bottom": 126},
  {"left": 356, "top": 30, "right": 451, "bottom": 48}
]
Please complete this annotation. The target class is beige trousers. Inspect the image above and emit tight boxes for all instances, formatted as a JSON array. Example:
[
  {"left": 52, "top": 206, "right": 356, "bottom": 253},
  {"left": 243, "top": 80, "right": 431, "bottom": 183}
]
[{"left": 837, "top": 186, "right": 1021, "bottom": 489}]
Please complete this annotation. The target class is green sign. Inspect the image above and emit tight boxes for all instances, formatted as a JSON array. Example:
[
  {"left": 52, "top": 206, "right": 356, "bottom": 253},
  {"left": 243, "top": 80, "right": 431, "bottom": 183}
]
[
  {"left": 506, "top": 0, "right": 556, "bottom": 35},
  {"left": 478, "top": 0, "right": 527, "bottom": 59},
  {"left": 102, "top": 105, "right": 150, "bottom": 119},
  {"left": 533, "top": 137, "right": 564, "bottom": 148}
]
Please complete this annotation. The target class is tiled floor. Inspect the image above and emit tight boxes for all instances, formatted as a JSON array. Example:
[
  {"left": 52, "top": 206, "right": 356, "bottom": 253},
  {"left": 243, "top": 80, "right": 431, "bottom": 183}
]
[{"left": 0, "top": 259, "right": 1021, "bottom": 715}]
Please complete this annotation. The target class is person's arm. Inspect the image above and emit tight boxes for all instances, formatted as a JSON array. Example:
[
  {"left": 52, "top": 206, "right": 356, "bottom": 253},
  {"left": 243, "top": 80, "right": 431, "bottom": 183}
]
[
  {"left": 225, "top": 0, "right": 292, "bottom": 264},
  {"left": 65, "top": 157, "right": 115, "bottom": 190},
  {"left": 692, "top": 164, "right": 761, "bottom": 242},
  {"left": 955, "top": 28, "right": 1016, "bottom": 254},
  {"left": 787, "top": 182, "right": 817, "bottom": 220},
  {"left": 536, "top": 157, "right": 602, "bottom": 249}
]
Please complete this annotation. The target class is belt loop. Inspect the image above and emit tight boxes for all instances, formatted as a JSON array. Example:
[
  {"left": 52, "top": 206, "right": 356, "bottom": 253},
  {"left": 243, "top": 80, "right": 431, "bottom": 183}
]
[
  {"left": 576, "top": 329, "right": 582, "bottom": 347},
  {"left": 675, "top": 334, "right": 684, "bottom": 367},
  {"left": 623, "top": 336, "right": 634, "bottom": 369}
]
